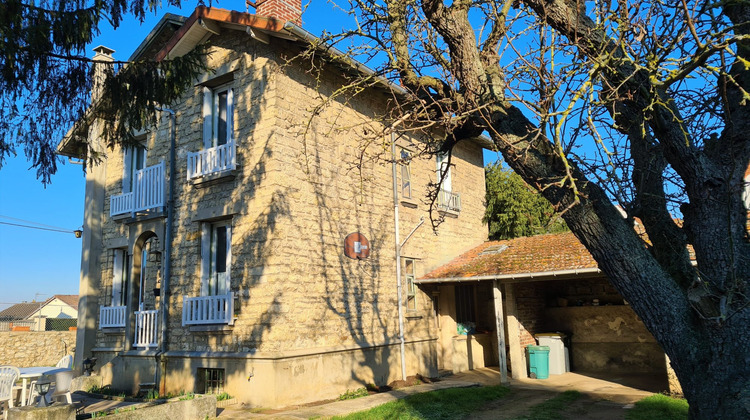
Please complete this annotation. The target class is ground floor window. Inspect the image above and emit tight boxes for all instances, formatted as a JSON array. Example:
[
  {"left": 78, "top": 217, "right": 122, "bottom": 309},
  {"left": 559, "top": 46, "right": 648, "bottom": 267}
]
[
  {"left": 111, "top": 249, "right": 129, "bottom": 306},
  {"left": 198, "top": 368, "right": 225, "bottom": 394}
]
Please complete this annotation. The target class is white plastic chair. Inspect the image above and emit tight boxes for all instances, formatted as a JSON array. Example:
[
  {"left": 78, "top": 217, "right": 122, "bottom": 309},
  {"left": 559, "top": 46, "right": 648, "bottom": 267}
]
[
  {"left": 49, "top": 371, "right": 74, "bottom": 404},
  {"left": 0, "top": 366, "right": 20, "bottom": 420},
  {"left": 56, "top": 355, "right": 73, "bottom": 369},
  {"left": 26, "top": 380, "right": 38, "bottom": 406}
]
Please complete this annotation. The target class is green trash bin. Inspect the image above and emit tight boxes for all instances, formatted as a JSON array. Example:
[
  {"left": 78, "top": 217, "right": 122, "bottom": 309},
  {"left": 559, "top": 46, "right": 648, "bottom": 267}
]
[{"left": 526, "top": 345, "right": 550, "bottom": 379}]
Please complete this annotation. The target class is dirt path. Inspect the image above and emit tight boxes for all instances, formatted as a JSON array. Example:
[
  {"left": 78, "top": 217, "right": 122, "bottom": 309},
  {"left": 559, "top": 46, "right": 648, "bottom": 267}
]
[{"left": 470, "top": 388, "right": 631, "bottom": 420}]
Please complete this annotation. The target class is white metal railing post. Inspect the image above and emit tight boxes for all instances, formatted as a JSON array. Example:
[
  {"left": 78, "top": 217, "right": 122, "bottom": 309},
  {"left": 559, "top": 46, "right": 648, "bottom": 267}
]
[
  {"left": 186, "top": 141, "right": 236, "bottom": 181},
  {"left": 99, "top": 306, "right": 127, "bottom": 328},
  {"left": 133, "top": 310, "right": 159, "bottom": 348},
  {"left": 111, "top": 161, "right": 165, "bottom": 217},
  {"left": 437, "top": 190, "right": 461, "bottom": 212},
  {"left": 181, "top": 293, "right": 234, "bottom": 326}
]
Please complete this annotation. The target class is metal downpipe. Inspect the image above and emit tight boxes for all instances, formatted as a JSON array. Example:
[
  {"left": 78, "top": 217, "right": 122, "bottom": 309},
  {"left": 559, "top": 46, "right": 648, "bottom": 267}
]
[{"left": 157, "top": 107, "right": 176, "bottom": 394}]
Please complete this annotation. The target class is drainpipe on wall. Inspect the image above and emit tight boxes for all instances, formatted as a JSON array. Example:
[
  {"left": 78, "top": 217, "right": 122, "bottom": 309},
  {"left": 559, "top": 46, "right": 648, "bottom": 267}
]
[
  {"left": 391, "top": 131, "right": 408, "bottom": 381},
  {"left": 156, "top": 107, "right": 177, "bottom": 395}
]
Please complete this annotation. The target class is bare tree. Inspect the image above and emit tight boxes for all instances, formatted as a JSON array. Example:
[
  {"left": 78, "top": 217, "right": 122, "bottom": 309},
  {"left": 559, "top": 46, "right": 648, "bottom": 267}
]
[{"left": 313, "top": 0, "right": 750, "bottom": 417}]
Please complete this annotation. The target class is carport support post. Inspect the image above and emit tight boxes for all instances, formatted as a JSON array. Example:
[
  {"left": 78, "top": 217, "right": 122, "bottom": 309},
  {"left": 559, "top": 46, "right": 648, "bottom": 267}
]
[
  {"left": 505, "top": 283, "right": 527, "bottom": 379},
  {"left": 493, "top": 280, "right": 509, "bottom": 384}
]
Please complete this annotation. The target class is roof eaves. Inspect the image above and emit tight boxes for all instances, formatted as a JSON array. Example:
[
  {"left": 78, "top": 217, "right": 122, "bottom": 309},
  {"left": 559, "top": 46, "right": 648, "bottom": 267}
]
[
  {"left": 155, "top": 6, "right": 288, "bottom": 61},
  {"left": 415, "top": 267, "right": 603, "bottom": 284},
  {"left": 129, "top": 13, "right": 188, "bottom": 61}
]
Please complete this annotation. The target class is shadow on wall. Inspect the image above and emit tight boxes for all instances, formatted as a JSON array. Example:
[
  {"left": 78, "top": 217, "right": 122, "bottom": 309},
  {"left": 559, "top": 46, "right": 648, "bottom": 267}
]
[
  {"left": 95, "top": 47, "right": 289, "bottom": 398},
  {"left": 281, "top": 51, "right": 438, "bottom": 392}
]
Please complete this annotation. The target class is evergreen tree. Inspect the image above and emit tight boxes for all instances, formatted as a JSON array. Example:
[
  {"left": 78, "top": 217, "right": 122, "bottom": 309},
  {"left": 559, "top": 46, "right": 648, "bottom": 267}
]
[
  {"left": 0, "top": 0, "right": 207, "bottom": 183},
  {"left": 483, "top": 161, "right": 568, "bottom": 240}
]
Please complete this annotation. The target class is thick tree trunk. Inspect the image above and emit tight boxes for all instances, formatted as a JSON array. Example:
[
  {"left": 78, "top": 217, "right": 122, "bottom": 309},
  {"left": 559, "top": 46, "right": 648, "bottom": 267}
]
[
  {"left": 381, "top": 0, "right": 750, "bottom": 416},
  {"left": 555, "top": 169, "right": 750, "bottom": 419},
  {"left": 678, "top": 315, "right": 750, "bottom": 419}
]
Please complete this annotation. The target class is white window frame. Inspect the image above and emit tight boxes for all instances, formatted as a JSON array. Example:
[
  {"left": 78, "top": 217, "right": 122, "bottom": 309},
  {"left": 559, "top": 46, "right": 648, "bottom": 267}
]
[
  {"left": 112, "top": 249, "right": 129, "bottom": 307},
  {"left": 436, "top": 153, "right": 452, "bottom": 193},
  {"left": 202, "top": 84, "right": 234, "bottom": 149},
  {"left": 201, "top": 221, "right": 232, "bottom": 297},
  {"left": 404, "top": 258, "right": 417, "bottom": 311},
  {"left": 400, "top": 148, "right": 412, "bottom": 199},
  {"left": 122, "top": 144, "right": 147, "bottom": 193}
]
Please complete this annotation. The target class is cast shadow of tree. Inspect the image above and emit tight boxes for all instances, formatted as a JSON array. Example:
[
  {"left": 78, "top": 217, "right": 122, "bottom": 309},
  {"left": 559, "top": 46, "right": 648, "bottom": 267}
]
[{"left": 281, "top": 50, "right": 439, "bottom": 389}]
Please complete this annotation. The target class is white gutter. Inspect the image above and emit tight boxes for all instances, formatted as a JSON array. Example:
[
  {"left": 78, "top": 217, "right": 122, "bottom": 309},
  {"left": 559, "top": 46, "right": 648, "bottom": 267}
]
[
  {"left": 391, "top": 131, "right": 407, "bottom": 382},
  {"left": 415, "top": 267, "right": 603, "bottom": 284}
]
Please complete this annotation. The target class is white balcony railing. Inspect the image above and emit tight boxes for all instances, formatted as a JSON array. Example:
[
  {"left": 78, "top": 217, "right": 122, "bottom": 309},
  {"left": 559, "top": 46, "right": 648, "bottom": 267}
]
[
  {"left": 182, "top": 293, "right": 234, "bottom": 326},
  {"left": 437, "top": 189, "right": 461, "bottom": 212},
  {"left": 133, "top": 310, "right": 159, "bottom": 348},
  {"left": 110, "top": 161, "right": 166, "bottom": 217},
  {"left": 187, "top": 141, "right": 237, "bottom": 180},
  {"left": 99, "top": 305, "right": 126, "bottom": 328}
]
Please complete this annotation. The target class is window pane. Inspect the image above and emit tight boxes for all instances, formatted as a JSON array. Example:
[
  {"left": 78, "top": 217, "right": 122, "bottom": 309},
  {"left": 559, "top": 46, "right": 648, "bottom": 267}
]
[
  {"left": 400, "top": 150, "right": 411, "bottom": 198},
  {"left": 135, "top": 147, "right": 146, "bottom": 170},
  {"left": 215, "top": 226, "right": 227, "bottom": 273},
  {"left": 217, "top": 91, "right": 228, "bottom": 146},
  {"left": 407, "top": 277, "right": 416, "bottom": 295},
  {"left": 404, "top": 259, "right": 414, "bottom": 275}
]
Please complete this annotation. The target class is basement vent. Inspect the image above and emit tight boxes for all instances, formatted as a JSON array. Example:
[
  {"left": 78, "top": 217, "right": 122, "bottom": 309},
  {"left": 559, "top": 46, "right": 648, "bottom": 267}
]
[{"left": 479, "top": 245, "right": 509, "bottom": 256}]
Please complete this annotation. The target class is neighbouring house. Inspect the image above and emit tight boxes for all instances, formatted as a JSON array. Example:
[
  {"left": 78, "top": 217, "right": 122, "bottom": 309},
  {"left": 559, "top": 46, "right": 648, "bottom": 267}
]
[
  {"left": 418, "top": 231, "right": 676, "bottom": 393},
  {"left": 0, "top": 295, "right": 79, "bottom": 331},
  {"left": 57, "top": 4, "right": 494, "bottom": 407}
]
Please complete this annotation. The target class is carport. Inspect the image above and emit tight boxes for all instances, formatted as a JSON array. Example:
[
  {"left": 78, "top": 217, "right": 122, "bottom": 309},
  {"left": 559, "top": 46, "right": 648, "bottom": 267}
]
[{"left": 416, "top": 233, "right": 672, "bottom": 392}]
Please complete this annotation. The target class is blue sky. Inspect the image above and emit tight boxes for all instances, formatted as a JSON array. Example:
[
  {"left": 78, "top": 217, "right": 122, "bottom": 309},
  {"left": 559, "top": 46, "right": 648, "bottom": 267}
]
[{"left": 0, "top": 1, "right": 504, "bottom": 306}]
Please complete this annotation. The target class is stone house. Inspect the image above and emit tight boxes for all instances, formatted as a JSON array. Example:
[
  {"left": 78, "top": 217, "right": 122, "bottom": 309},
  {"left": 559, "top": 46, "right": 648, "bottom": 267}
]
[{"left": 58, "top": 4, "right": 493, "bottom": 407}]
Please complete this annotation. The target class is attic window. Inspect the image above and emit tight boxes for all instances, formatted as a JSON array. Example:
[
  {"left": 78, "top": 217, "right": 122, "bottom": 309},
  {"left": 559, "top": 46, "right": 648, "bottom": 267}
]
[{"left": 479, "top": 245, "right": 508, "bottom": 256}]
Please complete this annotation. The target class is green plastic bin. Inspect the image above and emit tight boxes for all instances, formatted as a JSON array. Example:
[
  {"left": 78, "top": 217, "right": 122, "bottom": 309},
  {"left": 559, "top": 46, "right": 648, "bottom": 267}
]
[{"left": 526, "top": 345, "right": 550, "bottom": 379}]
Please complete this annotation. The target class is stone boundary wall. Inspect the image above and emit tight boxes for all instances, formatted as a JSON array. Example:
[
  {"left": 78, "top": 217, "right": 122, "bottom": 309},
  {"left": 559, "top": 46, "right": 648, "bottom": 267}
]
[{"left": 0, "top": 331, "right": 76, "bottom": 367}]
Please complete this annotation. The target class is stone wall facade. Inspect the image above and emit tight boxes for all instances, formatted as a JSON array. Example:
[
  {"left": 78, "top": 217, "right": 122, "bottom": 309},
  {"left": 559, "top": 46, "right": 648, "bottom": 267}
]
[
  {"left": 74, "top": 16, "right": 488, "bottom": 408},
  {"left": 0, "top": 331, "right": 76, "bottom": 367},
  {"left": 512, "top": 278, "right": 667, "bottom": 378}
]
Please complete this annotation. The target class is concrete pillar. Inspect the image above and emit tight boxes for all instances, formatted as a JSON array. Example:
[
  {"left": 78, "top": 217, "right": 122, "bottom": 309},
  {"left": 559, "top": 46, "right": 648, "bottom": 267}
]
[
  {"left": 504, "top": 283, "right": 527, "bottom": 379},
  {"left": 74, "top": 47, "right": 113, "bottom": 371},
  {"left": 74, "top": 156, "right": 106, "bottom": 373}
]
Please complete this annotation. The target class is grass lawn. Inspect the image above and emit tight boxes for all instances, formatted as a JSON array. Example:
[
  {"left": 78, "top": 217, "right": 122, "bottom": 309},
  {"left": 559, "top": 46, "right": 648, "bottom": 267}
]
[
  {"left": 330, "top": 384, "right": 687, "bottom": 420},
  {"left": 332, "top": 385, "right": 510, "bottom": 420},
  {"left": 510, "top": 390, "right": 582, "bottom": 420},
  {"left": 625, "top": 394, "right": 689, "bottom": 420}
]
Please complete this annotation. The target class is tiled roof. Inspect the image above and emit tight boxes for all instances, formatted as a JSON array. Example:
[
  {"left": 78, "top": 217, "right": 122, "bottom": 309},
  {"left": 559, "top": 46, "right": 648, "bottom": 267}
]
[
  {"left": 0, "top": 295, "right": 79, "bottom": 320},
  {"left": 52, "top": 295, "right": 79, "bottom": 311},
  {"left": 0, "top": 302, "right": 41, "bottom": 320},
  {"left": 421, "top": 232, "right": 598, "bottom": 280}
]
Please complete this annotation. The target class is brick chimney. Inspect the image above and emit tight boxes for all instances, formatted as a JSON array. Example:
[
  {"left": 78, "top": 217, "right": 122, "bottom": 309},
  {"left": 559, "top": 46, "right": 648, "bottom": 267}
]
[{"left": 254, "top": 0, "right": 301, "bottom": 24}]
